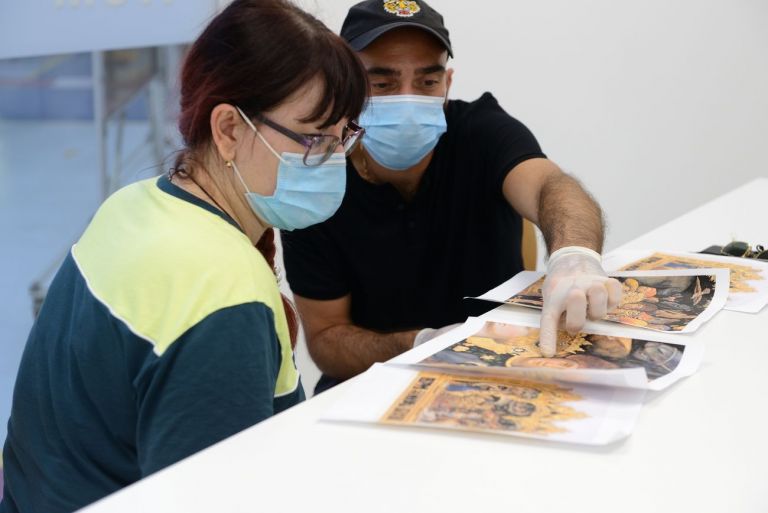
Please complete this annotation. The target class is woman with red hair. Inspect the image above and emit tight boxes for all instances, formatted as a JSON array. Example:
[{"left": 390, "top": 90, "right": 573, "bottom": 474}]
[{"left": 0, "top": 1, "right": 367, "bottom": 511}]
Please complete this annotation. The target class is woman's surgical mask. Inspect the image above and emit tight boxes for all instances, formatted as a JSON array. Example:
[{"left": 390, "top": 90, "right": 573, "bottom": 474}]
[
  {"left": 232, "top": 109, "right": 347, "bottom": 231},
  {"left": 359, "top": 95, "right": 448, "bottom": 171}
]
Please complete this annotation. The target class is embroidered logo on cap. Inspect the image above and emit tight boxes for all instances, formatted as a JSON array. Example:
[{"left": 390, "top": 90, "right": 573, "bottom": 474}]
[{"left": 383, "top": 0, "right": 421, "bottom": 18}]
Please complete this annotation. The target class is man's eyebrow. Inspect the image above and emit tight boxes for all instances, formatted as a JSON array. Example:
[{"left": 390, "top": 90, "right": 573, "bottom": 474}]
[
  {"left": 416, "top": 64, "right": 446, "bottom": 75},
  {"left": 367, "top": 67, "right": 400, "bottom": 77}
]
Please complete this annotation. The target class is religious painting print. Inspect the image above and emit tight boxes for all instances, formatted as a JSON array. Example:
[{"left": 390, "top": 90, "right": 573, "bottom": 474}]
[
  {"left": 322, "top": 364, "right": 646, "bottom": 445},
  {"left": 602, "top": 250, "right": 768, "bottom": 313},
  {"left": 474, "top": 269, "right": 729, "bottom": 334},
  {"left": 619, "top": 252, "right": 762, "bottom": 293},
  {"left": 417, "top": 319, "right": 696, "bottom": 389},
  {"left": 381, "top": 372, "right": 586, "bottom": 435}
]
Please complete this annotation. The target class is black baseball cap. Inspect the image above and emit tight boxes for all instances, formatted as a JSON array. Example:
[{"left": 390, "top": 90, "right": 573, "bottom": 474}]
[{"left": 340, "top": 0, "right": 453, "bottom": 57}]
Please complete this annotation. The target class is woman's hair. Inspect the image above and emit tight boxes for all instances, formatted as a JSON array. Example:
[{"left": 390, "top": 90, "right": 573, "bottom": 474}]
[{"left": 176, "top": 0, "right": 369, "bottom": 346}]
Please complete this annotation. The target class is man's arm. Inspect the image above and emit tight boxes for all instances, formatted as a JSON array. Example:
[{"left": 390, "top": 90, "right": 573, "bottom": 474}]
[
  {"left": 502, "top": 157, "right": 621, "bottom": 356},
  {"left": 502, "top": 157, "right": 604, "bottom": 252},
  {"left": 294, "top": 294, "right": 419, "bottom": 380}
]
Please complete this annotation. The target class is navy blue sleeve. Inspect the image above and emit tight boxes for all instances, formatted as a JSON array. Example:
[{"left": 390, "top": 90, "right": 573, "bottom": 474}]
[{"left": 133, "top": 302, "right": 281, "bottom": 476}]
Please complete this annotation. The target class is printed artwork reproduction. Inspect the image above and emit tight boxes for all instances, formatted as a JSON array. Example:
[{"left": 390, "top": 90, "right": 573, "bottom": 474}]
[
  {"left": 506, "top": 274, "right": 715, "bottom": 332},
  {"left": 619, "top": 252, "right": 763, "bottom": 294},
  {"left": 322, "top": 363, "right": 646, "bottom": 445},
  {"left": 381, "top": 372, "right": 586, "bottom": 436},
  {"left": 421, "top": 321, "right": 685, "bottom": 382},
  {"left": 601, "top": 251, "right": 768, "bottom": 313},
  {"left": 474, "top": 269, "right": 730, "bottom": 333}
]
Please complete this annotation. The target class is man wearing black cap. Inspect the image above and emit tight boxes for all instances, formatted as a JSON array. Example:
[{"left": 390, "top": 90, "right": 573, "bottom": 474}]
[{"left": 282, "top": 0, "right": 621, "bottom": 393}]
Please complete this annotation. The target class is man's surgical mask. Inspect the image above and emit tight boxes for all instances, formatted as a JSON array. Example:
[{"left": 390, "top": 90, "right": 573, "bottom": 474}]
[{"left": 359, "top": 95, "right": 447, "bottom": 171}]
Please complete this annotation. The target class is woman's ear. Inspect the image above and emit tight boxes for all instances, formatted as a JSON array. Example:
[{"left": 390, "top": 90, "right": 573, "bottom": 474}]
[{"left": 210, "top": 104, "right": 243, "bottom": 162}]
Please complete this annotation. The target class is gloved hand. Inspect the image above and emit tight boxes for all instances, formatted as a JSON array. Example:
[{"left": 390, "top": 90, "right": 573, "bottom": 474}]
[
  {"left": 413, "top": 323, "right": 463, "bottom": 347},
  {"left": 540, "top": 246, "right": 622, "bottom": 357}
]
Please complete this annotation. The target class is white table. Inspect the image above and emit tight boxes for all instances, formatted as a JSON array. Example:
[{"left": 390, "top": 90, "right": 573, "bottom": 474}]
[{"left": 81, "top": 178, "right": 768, "bottom": 513}]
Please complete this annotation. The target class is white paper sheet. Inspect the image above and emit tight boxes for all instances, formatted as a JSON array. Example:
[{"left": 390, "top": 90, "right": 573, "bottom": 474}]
[
  {"left": 322, "top": 364, "right": 646, "bottom": 446},
  {"left": 391, "top": 316, "right": 703, "bottom": 391},
  {"left": 473, "top": 268, "right": 730, "bottom": 334},
  {"left": 602, "top": 250, "right": 768, "bottom": 313}
]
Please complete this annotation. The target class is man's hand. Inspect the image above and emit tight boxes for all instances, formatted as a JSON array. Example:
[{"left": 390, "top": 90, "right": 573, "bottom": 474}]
[{"left": 539, "top": 247, "right": 622, "bottom": 357}]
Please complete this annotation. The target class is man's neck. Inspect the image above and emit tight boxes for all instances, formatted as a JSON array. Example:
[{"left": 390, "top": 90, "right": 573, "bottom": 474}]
[{"left": 350, "top": 148, "right": 433, "bottom": 201}]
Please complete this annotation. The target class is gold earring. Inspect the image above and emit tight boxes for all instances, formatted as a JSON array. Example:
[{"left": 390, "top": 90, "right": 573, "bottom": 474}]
[{"left": 226, "top": 160, "right": 233, "bottom": 168}]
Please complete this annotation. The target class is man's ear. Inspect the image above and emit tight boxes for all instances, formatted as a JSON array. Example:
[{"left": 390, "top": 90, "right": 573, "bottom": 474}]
[
  {"left": 210, "top": 104, "right": 243, "bottom": 162},
  {"left": 445, "top": 68, "right": 455, "bottom": 102}
]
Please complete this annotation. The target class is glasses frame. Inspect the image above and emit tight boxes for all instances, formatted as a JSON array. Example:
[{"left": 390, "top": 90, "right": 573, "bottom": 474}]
[{"left": 237, "top": 105, "right": 364, "bottom": 166}]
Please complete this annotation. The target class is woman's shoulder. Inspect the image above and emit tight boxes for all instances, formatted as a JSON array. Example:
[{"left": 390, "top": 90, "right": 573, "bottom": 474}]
[{"left": 73, "top": 177, "right": 283, "bottom": 352}]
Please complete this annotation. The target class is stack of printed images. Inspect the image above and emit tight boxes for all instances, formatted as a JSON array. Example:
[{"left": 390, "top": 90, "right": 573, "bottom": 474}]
[{"left": 322, "top": 250, "right": 768, "bottom": 446}]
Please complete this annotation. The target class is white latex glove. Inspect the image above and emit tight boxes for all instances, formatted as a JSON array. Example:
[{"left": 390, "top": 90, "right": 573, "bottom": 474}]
[
  {"left": 540, "top": 247, "right": 622, "bottom": 357},
  {"left": 413, "top": 323, "right": 463, "bottom": 347}
]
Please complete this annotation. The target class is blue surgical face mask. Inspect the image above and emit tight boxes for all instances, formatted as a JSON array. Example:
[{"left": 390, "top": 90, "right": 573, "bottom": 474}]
[
  {"left": 359, "top": 94, "right": 447, "bottom": 171},
  {"left": 231, "top": 125, "right": 347, "bottom": 231}
]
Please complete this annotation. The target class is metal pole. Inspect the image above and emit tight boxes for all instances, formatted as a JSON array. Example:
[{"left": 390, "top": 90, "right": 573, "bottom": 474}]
[
  {"left": 148, "top": 48, "right": 166, "bottom": 167},
  {"left": 92, "top": 51, "right": 109, "bottom": 200}
]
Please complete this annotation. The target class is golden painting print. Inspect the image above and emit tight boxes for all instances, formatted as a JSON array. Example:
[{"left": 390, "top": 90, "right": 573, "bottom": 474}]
[
  {"left": 421, "top": 321, "right": 686, "bottom": 382},
  {"left": 619, "top": 252, "right": 764, "bottom": 294},
  {"left": 381, "top": 372, "right": 586, "bottom": 436},
  {"left": 505, "top": 274, "right": 719, "bottom": 332}
]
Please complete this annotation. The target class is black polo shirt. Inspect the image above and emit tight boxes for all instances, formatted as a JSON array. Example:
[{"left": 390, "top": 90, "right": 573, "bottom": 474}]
[{"left": 282, "top": 92, "right": 546, "bottom": 332}]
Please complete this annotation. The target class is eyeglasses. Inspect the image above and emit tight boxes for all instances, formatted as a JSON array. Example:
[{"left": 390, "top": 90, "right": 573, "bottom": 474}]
[
  {"left": 236, "top": 106, "right": 364, "bottom": 166},
  {"left": 721, "top": 241, "right": 768, "bottom": 260}
]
